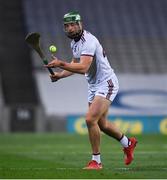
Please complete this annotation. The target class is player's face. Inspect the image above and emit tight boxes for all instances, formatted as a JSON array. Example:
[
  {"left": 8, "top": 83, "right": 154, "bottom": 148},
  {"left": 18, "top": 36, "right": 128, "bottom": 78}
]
[{"left": 64, "top": 22, "right": 82, "bottom": 39}]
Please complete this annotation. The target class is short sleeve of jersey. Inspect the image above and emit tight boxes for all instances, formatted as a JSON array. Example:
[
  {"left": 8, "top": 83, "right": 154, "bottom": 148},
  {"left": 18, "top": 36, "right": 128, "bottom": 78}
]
[{"left": 81, "top": 37, "right": 96, "bottom": 56}]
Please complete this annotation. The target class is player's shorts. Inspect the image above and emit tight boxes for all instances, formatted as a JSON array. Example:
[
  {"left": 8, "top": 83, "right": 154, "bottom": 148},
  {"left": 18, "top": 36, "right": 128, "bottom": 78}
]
[{"left": 88, "top": 74, "right": 119, "bottom": 103}]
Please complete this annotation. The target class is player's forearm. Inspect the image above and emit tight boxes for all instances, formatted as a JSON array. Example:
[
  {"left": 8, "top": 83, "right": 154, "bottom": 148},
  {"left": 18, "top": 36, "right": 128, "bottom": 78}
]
[
  {"left": 60, "top": 70, "right": 74, "bottom": 78},
  {"left": 58, "top": 61, "right": 87, "bottom": 74},
  {"left": 46, "top": 58, "right": 89, "bottom": 74}
]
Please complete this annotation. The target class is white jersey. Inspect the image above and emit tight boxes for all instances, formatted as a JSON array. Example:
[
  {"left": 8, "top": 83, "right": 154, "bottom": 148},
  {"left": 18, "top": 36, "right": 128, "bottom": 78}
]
[{"left": 71, "top": 30, "right": 115, "bottom": 86}]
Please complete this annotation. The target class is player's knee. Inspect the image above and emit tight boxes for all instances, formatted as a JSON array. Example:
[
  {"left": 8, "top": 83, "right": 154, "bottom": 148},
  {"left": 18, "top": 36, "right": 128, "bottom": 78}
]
[{"left": 85, "top": 113, "right": 98, "bottom": 127}]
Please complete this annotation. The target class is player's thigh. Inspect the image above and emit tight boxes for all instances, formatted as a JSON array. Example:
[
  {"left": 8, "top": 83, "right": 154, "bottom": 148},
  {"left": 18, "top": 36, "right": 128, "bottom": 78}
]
[{"left": 87, "top": 95, "right": 111, "bottom": 121}]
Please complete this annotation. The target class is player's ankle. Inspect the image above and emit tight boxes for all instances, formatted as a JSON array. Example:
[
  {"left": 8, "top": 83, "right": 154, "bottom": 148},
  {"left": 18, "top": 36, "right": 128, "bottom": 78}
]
[
  {"left": 120, "top": 135, "right": 129, "bottom": 148},
  {"left": 92, "top": 153, "right": 101, "bottom": 164}
]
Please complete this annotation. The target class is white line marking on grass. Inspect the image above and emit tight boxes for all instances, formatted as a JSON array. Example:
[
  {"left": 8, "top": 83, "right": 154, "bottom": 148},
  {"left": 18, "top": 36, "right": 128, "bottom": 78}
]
[
  {"left": 2, "top": 167, "right": 81, "bottom": 170},
  {"left": 0, "top": 167, "right": 167, "bottom": 171},
  {"left": 0, "top": 167, "right": 49, "bottom": 170},
  {"left": 53, "top": 151, "right": 167, "bottom": 154},
  {"left": 115, "top": 167, "right": 167, "bottom": 171}
]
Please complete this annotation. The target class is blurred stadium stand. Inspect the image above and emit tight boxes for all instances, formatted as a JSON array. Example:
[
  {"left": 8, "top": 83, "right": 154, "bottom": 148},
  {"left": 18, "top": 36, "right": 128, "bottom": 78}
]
[
  {"left": 0, "top": 75, "right": 5, "bottom": 131},
  {"left": 23, "top": 0, "right": 167, "bottom": 73},
  {"left": 0, "top": 0, "right": 45, "bottom": 132},
  {"left": 0, "top": 0, "right": 39, "bottom": 104}
]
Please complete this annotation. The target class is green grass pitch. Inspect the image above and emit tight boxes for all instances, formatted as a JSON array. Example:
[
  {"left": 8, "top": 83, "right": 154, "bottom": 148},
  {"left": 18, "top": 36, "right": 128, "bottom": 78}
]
[{"left": 0, "top": 133, "right": 167, "bottom": 179}]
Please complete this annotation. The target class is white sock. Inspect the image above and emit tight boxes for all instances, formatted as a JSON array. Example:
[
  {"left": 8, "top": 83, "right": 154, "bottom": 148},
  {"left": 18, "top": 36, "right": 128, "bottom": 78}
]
[
  {"left": 92, "top": 153, "right": 101, "bottom": 164},
  {"left": 120, "top": 135, "right": 130, "bottom": 148}
]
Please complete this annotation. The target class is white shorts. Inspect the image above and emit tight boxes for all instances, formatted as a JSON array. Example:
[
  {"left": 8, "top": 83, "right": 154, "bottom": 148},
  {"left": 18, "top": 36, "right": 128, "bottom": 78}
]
[{"left": 88, "top": 75, "right": 119, "bottom": 103}]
